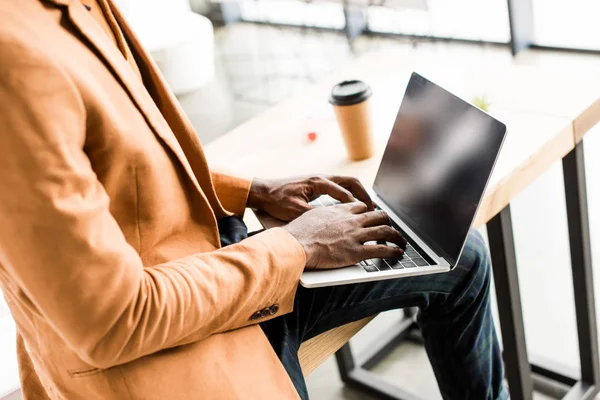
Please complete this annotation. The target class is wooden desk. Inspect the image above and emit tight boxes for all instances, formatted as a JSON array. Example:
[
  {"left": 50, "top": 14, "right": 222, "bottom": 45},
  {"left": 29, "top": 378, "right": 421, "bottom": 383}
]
[
  {"left": 205, "top": 50, "right": 600, "bottom": 400},
  {"left": 206, "top": 52, "right": 598, "bottom": 227}
]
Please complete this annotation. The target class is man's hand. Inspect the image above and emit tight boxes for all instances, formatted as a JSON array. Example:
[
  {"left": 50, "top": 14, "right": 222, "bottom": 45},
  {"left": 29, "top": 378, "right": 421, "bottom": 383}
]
[
  {"left": 283, "top": 202, "right": 407, "bottom": 270},
  {"left": 247, "top": 175, "right": 374, "bottom": 221}
]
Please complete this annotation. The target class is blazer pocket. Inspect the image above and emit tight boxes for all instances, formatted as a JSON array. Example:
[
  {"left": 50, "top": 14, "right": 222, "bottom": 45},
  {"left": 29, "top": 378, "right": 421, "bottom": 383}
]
[{"left": 68, "top": 367, "right": 107, "bottom": 378}]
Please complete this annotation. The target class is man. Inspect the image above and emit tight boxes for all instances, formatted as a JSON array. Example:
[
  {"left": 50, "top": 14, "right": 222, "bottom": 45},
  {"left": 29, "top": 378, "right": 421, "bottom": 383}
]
[{"left": 0, "top": 0, "right": 506, "bottom": 399}]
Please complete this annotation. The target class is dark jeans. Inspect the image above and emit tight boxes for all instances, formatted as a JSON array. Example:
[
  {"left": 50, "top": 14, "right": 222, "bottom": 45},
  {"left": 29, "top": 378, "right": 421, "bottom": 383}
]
[{"left": 219, "top": 217, "right": 507, "bottom": 400}]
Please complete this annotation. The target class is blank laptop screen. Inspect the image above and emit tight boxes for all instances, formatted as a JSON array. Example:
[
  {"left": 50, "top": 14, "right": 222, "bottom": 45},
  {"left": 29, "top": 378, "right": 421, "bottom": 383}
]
[{"left": 373, "top": 73, "right": 506, "bottom": 266}]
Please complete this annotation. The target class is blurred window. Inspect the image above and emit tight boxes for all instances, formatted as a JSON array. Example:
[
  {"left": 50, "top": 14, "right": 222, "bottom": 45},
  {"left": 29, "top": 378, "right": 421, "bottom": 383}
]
[
  {"left": 533, "top": 0, "right": 600, "bottom": 50},
  {"left": 368, "top": 0, "right": 510, "bottom": 43},
  {"left": 239, "top": 0, "right": 346, "bottom": 29},
  {"left": 238, "top": 0, "right": 511, "bottom": 43}
]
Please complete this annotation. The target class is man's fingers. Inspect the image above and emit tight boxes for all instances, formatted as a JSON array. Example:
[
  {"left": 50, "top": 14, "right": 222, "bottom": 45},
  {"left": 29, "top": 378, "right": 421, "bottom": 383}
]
[
  {"left": 291, "top": 199, "right": 313, "bottom": 213},
  {"left": 311, "top": 177, "right": 355, "bottom": 204},
  {"left": 359, "top": 226, "right": 406, "bottom": 249},
  {"left": 361, "top": 244, "right": 404, "bottom": 260},
  {"left": 358, "top": 210, "right": 392, "bottom": 227},
  {"left": 329, "top": 176, "right": 374, "bottom": 210},
  {"left": 336, "top": 201, "right": 368, "bottom": 214}
]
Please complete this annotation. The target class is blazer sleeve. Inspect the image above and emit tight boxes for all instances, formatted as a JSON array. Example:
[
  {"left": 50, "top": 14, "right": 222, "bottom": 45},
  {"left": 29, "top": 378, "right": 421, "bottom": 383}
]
[
  {"left": 210, "top": 171, "right": 252, "bottom": 217},
  {"left": 0, "top": 37, "right": 305, "bottom": 369}
]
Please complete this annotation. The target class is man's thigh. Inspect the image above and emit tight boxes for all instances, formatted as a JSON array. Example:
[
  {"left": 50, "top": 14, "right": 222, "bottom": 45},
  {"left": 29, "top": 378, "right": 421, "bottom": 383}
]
[{"left": 262, "top": 229, "right": 488, "bottom": 346}]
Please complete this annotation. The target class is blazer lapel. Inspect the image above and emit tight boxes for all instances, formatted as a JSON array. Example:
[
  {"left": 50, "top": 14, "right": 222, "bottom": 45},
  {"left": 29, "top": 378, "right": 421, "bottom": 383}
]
[
  {"left": 106, "top": 1, "right": 231, "bottom": 219},
  {"left": 60, "top": 0, "right": 208, "bottom": 201}
]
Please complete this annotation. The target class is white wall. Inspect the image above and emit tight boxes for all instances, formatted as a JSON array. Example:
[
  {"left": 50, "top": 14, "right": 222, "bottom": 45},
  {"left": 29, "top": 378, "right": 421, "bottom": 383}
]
[{"left": 0, "top": 292, "right": 19, "bottom": 400}]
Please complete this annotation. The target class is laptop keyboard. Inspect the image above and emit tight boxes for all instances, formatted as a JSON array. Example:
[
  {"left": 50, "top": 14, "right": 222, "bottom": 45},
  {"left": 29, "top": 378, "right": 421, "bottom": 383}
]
[
  {"left": 309, "top": 196, "right": 432, "bottom": 273},
  {"left": 309, "top": 195, "right": 341, "bottom": 207},
  {"left": 361, "top": 241, "right": 430, "bottom": 272}
]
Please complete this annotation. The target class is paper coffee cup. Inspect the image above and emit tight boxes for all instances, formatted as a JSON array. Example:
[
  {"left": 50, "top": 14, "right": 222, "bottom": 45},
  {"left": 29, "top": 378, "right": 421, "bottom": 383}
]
[{"left": 329, "top": 80, "right": 375, "bottom": 161}]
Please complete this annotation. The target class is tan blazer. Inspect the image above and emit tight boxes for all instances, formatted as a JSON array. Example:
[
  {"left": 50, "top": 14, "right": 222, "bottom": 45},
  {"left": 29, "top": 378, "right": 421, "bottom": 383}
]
[{"left": 0, "top": 1, "right": 305, "bottom": 398}]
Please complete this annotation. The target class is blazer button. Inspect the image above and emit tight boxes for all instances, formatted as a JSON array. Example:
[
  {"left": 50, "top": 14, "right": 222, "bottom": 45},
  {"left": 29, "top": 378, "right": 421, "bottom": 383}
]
[
  {"left": 269, "top": 304, "right": 279, "bottom": 315},
  {"left": 260, "top": 308, "right": 270, "bottom": 318},
  {"left": 251, "top": 311, "right": 262, "bottom": 321}
]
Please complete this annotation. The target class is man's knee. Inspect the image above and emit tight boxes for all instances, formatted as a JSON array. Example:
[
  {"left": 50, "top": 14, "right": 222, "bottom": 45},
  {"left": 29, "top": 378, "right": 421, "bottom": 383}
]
[
  {"left": 456, "top": 229, "right": 492, "bottom": 291},
  {"left": 417, "top": 229, "right": 492, "bottom": 318}
]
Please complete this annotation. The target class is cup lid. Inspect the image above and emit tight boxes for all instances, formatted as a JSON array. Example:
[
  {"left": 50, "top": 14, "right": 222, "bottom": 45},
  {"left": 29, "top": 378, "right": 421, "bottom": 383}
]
[{"left": 329, "top": 80, "right": 372, "bottom": 106}]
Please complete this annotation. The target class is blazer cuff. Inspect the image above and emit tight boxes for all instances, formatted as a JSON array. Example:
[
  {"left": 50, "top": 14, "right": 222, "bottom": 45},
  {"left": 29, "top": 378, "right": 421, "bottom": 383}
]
[
  {"left": 247, "top": 227, "right": 306, "bottom": 318},
  {"left": 211, "top": 172, "right": 252, "bottom": 217}
]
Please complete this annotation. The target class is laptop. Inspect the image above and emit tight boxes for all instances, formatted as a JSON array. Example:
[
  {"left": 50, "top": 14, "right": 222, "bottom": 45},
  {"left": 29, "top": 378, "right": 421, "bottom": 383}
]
[{"left": 256, "top": 72, "right": 507, "bottom": 288}]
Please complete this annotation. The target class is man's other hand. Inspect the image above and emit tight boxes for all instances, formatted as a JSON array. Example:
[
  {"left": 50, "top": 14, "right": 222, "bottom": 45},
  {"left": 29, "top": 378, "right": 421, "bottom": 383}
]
[
  {"left": 247, "top": 175, "right": 374, "bottom": 221},
  {"left": 283, "top": 202, "right": 407, "bottom": 270}
]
